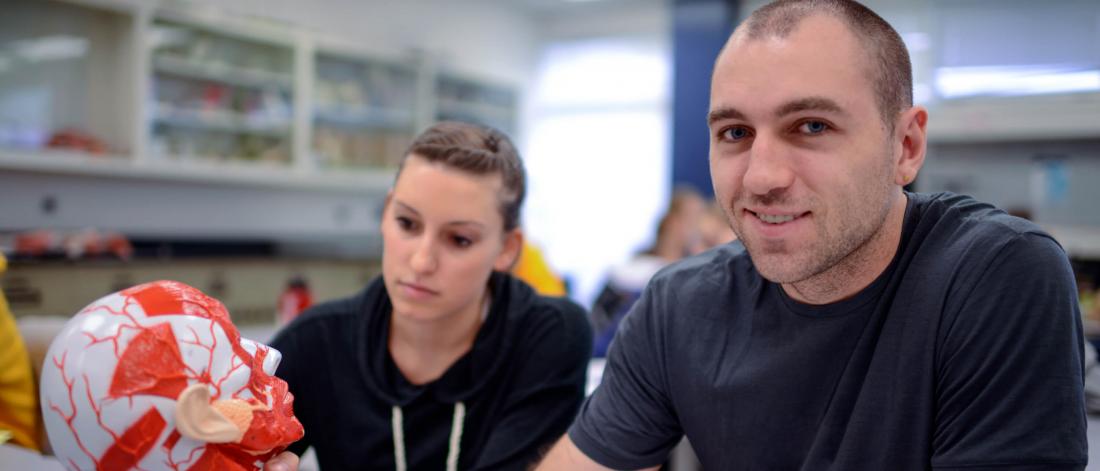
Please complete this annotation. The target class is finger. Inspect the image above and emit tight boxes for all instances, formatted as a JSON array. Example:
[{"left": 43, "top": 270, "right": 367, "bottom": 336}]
[{"left": 264, "top": 451, "right": 300, "bottom": 471}]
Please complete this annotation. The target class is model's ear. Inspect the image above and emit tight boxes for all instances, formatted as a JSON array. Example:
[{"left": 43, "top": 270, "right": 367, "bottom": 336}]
[
  {"left": 893, "top": 105, "right": 928, "bottom": 186},
  {"left": 495, "top": 228, "right": 524, "bottom": 272},
  {"left": 175, "top": 384, "right": 243, "bottom": 443}
]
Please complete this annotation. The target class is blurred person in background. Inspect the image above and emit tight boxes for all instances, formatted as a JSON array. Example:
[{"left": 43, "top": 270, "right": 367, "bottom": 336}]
[
  {"left": 536, "top": 0, "right": 1086, "bottom": 469},
  {"left": 698, "top": 200, "right": 737, "bottom": 249},
  {"left": 0, "top": 252, "right": 43, "bottom": 452},
  {"left": 589, "top": 187, "right": 707, "bottom": 357},
  {"left": 265, "top": 122, "right": 591, "bottom": 471}
]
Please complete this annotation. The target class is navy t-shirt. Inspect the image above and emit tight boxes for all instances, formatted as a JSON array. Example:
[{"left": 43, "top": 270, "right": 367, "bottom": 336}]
[{"left": 569, "top": 192, "right": 1087, "bottom": 470}]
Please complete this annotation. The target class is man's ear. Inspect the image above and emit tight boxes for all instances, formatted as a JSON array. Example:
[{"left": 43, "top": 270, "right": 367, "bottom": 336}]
[
  {"left": 175, "top": 384, "right": 242, "bottom": 443},
  {"left": 894, "top": 105, "right": 928, "bottom": 186},
  {"left": 495, "top": 228, "right": 524, "bottom": 272}
]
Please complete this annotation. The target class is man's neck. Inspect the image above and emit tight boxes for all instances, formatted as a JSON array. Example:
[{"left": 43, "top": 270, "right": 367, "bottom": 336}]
[
  {"left": 783, "top": 192, "right": 908, "bottom": 305},
  {"left": 388, "top": 292, "right": 487, "bottom": 385}
]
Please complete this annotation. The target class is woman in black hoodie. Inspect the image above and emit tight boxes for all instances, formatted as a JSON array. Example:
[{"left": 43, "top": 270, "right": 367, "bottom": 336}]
[{"left": 266, "top": 122, "right": 592, "bottom": 471}]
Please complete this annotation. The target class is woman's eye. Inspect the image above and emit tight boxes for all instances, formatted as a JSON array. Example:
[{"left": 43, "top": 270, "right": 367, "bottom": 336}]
[
  {"left": 396, "top": 216, "right": 417, "bottom": 231},
  {"left": 720, "top": 126, "right": 752, "bottom": 141},
  {"left": 452, "top": 235, "right": 472, "bottom": 248},
  {"left": 798, "top": 120, "right": 830, "bottom": 135}
]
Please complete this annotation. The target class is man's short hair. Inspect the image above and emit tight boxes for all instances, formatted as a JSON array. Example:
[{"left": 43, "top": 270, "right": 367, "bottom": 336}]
[{"left": 738, "top": 0, "right": 913, "bottom": 129}]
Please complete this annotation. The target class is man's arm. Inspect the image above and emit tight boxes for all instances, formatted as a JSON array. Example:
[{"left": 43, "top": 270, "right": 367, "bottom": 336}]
[
  {"left": 535, "top": 435, "right": 657, "bottom": 471},
  {"left": 932, "top": 232, "right": 1086, "bottom": 469}
]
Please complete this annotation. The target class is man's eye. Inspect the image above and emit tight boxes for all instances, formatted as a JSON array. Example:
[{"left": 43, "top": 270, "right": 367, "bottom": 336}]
[
  {"left": 720, "top": 126, "right": 752, "bottom": 141},
  {"left": 798, "top": 120, "right": 830, "bottom": 135}
]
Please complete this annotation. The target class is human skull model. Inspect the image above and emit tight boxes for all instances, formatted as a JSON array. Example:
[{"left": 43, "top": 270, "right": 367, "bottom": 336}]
[{"left": 40, "top": 280, "right": 304, "bottom": 470}]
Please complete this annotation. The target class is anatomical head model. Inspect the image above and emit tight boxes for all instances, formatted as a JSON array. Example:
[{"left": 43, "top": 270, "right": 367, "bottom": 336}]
[{"left": 40, "top": 280, "right": 304, "bottom": 470}]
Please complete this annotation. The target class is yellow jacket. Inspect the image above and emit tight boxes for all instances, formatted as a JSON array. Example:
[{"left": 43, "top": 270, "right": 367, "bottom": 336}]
[
  {"left": 0, "top": 254, "right": 41, "bottom": 451},
  {"left": 511, "top": 242, "right": 567, "bottom": 297}
]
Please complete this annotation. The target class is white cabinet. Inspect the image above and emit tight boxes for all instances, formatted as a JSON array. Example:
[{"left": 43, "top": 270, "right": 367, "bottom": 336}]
[
  {"left": 0, "top": 0, "right": 519, "bottom": 247},
  {"left": 148, "top": 15, "right": 296, "bottom": 165},
  {"left": 311, "top": 50, "right": 419, "bottom": 169},
  {"left": 436, "top": 73, "right": 519, "bottom": 137},
  {"left": 0, "top": 0, "right": 137, "bottom": 158}
]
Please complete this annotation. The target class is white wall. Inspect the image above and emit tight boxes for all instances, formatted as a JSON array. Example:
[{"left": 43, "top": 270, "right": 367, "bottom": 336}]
[{"left": 521, "top": 1, "right": 672, "bottom": 305}]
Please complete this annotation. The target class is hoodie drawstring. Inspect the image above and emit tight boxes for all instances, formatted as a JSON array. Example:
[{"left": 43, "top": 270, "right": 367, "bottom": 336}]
[{"left": 392, "top": 402, "right": 466, "bottom": 471}]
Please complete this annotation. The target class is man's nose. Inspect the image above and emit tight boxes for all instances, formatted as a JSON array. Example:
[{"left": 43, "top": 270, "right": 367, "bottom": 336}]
[{"left": 742, "top": 133, "right": 795, "bottom": 196}]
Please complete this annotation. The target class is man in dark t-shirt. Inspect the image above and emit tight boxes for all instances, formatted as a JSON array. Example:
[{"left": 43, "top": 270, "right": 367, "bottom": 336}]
[{"left": 536, "top": 1, "right": 1087, "bottom": 470}]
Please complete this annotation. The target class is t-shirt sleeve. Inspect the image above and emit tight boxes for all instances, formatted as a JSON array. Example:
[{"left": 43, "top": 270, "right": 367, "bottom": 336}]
[
  {"left": 568, "top": 277, "right": 683, "bottom": 469},
  {"left": 932, "top": 232, "right": 1087, "bottom": 470},
  {"left": 270, "top": 318, "right": 315, "bottom": 457},
  {"left": 470, "top": 298, "right": 592, "bottom": 471}
]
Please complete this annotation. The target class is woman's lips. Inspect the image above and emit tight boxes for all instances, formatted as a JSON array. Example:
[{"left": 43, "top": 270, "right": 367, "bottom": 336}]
[{"left": 397, "top": 281, "right": 439, "bottom": 299}]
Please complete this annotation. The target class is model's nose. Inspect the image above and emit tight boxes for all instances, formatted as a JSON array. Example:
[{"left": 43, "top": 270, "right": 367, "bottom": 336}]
[{"left": 262, "top": 346, "right": 282, "bottom": 375}]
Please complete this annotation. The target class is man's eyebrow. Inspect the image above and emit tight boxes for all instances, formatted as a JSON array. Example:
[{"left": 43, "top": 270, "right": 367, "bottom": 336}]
[
  {"left": 775, "top": 97, "right": 847, "bottom": 118},
  {"left": 707, "top": 107, "right": 747, "bottom": 126}
]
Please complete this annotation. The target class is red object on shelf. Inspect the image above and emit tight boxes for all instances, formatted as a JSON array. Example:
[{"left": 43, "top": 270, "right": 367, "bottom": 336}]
[
  {"left": 45, "top": 128, "right": 108, "bottom": 154},
  {"left": 277, "top": 277, "right": 313, "bottom": 325}
]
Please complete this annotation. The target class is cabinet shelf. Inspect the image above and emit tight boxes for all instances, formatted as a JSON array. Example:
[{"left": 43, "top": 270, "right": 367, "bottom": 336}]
[
  {"left": 0, "top": 148, "right": 391, "bottom": 193},
  {"left": 152, "top": 55, "right": 294, "bottom": 91},
  {"left": 435, "top": 98, "right": 515, "bottom": 120},
  {"left": 0, "top": 0, "right": 517, "bottom": 249},
  {"left": 154, "top": 106, "right": 291, "bottom": 137},
  {"left": 313, "top": 107, "right": 415, "bottom": 131}
]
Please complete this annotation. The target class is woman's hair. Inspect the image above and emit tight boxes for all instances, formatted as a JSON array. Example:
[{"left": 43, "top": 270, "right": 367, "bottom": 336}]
[{"left": 397, "top": 121, "right": 526, "bottom": 231}]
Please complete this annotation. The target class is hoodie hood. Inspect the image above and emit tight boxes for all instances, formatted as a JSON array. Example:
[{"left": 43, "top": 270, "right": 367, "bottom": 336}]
[{"left": 356, "top": 271, "right": 538, "bottom": 407}]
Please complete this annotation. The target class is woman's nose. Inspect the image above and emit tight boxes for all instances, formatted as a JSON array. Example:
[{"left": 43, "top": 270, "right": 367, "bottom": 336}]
[{"left": 409, "top": 238, "right": 438, "bottom": 274}]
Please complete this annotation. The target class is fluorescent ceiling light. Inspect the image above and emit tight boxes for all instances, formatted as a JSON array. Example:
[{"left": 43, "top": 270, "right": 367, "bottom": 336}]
[{"left": 935, "top": 64, "right": 1100, "bottom": 99}]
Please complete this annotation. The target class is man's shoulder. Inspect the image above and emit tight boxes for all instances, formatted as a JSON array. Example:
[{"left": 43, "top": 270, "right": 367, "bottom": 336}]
[
  {"left": 915, "top": 192, "right": 1047, "bottom": 237},
  {"left": 907, "top": 192, "right": 1069, "bottom": 298},
  {"left": 651, "top": 241, "right": 752, "bottom": 289},
  {"left": 911, "top": 192, "right": 1057, "bottom": 257},
  {"left": 640, "top": 241, "right": 758, "bottom": 322}
]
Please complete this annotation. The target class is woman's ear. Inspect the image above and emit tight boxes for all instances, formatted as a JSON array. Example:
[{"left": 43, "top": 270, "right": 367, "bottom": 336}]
[
  {"left": 175, "top": 384, "right": 243, "bottom": 443},
  {"left": 494, "top": 229, "right": 524, "bottom": 272}
]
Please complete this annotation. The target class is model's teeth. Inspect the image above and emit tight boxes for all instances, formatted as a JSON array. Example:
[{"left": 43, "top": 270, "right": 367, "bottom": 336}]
[{"left": 758, "top": 213, "right": 795, "bottom": 224}]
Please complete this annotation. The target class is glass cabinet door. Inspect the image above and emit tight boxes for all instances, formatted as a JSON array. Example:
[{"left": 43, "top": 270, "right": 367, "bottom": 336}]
[
  {"left": 148, "top": 18, "right": 294, "bottom": 165},
  {"left": 0, "top": 0, "right": 134, "bottom": 158},
  {"left": 435, "top": 74, "right": 517, "bottom": 137},
  {"left": 312, "top": 53, "right": 417, "bottom": 169}
]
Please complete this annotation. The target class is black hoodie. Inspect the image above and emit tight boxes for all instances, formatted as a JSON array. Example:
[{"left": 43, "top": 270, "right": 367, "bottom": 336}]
[{"left": 271, "top": 271, "right": 592, "bottom": 470}]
